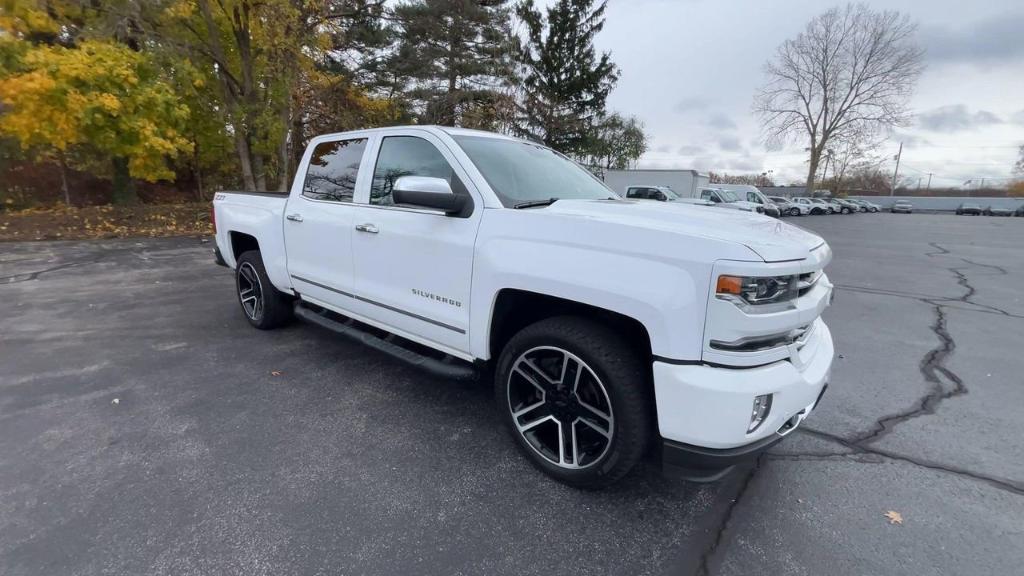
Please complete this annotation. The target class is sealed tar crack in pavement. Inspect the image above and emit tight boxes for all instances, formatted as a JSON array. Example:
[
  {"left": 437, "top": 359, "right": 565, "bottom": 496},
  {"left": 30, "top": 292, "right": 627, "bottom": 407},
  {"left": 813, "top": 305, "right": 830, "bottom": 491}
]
[{"left": 780, "top": 242, "right": 1024, "bottom": 497}]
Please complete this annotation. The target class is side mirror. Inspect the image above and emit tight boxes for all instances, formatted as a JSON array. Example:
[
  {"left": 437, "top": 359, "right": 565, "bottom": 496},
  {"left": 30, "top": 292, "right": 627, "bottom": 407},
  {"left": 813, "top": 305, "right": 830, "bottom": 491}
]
[{"left": 392, "top": 176, "right": 467, "bottom": 215}]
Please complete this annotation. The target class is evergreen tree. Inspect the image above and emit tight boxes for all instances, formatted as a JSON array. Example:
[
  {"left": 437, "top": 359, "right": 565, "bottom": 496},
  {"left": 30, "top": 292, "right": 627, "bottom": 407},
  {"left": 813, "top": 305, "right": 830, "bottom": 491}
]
[
  {"left": 391, "top": 0, "right": 515, "bottom": 128},
  {"left": 513, "top": 0, "right": 618, "bottom": 157}
]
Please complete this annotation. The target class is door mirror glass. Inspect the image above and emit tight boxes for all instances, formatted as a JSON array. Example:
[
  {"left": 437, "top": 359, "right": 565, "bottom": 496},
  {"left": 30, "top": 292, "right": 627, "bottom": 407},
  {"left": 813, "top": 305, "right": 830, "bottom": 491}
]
[{"left": 392, "top": 176, "right": 466, "bottom": 215}]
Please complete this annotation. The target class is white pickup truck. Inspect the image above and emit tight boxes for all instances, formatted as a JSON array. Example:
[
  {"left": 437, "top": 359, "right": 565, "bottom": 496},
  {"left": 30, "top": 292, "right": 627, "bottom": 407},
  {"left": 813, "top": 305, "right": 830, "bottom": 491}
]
[{"left": 212, "top": 126, "right": 835, "bottom": 487}]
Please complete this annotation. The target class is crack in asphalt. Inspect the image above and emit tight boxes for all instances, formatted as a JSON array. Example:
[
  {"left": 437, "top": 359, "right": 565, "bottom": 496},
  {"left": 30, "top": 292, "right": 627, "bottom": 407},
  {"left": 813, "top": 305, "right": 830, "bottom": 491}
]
[
  {"left": 0, "top": 243, "right": 177, "bottom": 284},
  {"left": 695, "top": 456, "right": 764, "bottom": 576},
  {"left": 0, "top": 260, "right": 100, "bottom": 284},
  {"left": 789, "top": 428, "right": 1024, "bottom": 496},
  {"left": 839, "top": 243, "right": 1013, "bottom": 447},
  {"left": 855, "top": 305, "right": 966, "bottom": 445}
]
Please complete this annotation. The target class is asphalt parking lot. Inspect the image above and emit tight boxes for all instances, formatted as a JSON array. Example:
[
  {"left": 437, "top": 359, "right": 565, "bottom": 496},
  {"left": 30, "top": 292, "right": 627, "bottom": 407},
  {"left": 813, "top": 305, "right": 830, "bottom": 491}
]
[{"left": 2, "top": 213, "right": 1023, "bottom": 575}]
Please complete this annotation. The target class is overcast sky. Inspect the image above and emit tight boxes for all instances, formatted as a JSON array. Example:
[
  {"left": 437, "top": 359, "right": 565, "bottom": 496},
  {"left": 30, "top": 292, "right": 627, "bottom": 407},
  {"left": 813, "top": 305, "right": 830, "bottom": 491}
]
[{"left": 592, "top": 0, "right": 1024, "bottom": 188}]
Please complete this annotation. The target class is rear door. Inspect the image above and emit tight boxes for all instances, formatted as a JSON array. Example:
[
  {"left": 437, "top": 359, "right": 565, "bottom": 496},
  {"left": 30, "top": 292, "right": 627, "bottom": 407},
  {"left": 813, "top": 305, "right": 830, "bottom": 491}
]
[
  {"left": 347, "top": 130, "right": 482, "bottom": 357},
  {"left": 284, "top": 136, "right": 371, "bottom": 307}
]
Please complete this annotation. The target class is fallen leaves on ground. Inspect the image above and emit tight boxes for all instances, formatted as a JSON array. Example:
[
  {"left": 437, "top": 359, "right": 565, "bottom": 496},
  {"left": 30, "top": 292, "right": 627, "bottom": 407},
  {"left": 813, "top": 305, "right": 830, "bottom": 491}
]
[
  {"left": 884, "top": 510, "right": 904, "bottom": 525},
  {"left": 0, "top": 202, "right": 212, "bottom": 241},
  {"left": 270, "top": 371, "right": 282, "bottom": 376}
]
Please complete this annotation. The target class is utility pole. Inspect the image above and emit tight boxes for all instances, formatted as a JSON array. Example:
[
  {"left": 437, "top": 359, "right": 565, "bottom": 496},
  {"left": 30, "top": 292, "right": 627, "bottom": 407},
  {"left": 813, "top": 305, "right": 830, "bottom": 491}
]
[
  {"left": 889, "top": 142, "right": 902, "bottom": 196},
  {"left": 926, "top": 173, "right": 933, "bottom": 190}
]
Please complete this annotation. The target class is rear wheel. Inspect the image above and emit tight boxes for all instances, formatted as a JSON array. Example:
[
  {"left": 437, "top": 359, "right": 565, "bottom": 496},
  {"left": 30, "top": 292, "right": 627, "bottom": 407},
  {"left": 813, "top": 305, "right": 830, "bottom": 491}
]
[
  {"left": 789, "top": 207, "right": 800, "bottom": 216},
  {"left": 235, "top": 250, "right": 293, "bottom": 330},
  {"left": 495, "top": 317, "right": 651, "bottom": 488}
]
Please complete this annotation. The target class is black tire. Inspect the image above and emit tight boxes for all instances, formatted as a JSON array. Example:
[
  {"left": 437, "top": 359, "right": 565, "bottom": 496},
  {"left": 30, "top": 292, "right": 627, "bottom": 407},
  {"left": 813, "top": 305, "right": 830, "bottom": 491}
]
[
  {"left": 494, "top": 316, "right": 651, "bottom": 488},
  {"left": 789, "top": 208, "right": 800, "bottom": 217},
  {"left": 235, "top": 250, "right": 293, "bottom": 330}
]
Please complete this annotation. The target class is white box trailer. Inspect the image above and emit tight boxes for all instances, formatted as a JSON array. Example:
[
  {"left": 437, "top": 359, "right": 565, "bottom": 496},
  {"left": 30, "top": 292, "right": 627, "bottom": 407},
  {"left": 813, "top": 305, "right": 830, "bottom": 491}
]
[{"left": 603, "top": 169, "right": 710, "bottom": 199}]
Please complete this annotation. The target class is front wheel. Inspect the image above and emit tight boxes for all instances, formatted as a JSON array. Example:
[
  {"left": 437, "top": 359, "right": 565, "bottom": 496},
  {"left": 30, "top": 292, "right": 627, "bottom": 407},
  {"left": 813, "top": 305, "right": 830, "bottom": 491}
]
[
  {"left": 235, "top": 250, "right": 294, "bottom": 330},
  {"left": 495, "top": 317, "right": 651, "bottom": 488},
  {"left": 789, "top": 208, "right": 800, "bottom": 217}
]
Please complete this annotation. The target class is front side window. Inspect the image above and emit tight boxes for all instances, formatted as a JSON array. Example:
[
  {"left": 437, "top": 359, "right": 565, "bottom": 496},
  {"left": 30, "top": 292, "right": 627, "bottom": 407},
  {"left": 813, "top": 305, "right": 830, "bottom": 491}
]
[
  {"left": 453, "top": 135, "right": 615, "bottom": 207},
  {"left": 302, "top": 138, "right": 368, "bottom": 202},
  {"left": 371, "top": 136, "right": 460, "bottom": 206}
]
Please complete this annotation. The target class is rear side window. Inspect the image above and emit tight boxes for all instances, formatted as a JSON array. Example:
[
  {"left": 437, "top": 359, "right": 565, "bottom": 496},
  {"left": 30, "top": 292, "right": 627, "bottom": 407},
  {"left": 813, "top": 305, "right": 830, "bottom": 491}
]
[
  {"left": 370, "top": 136, "right": 460, "bottom": 206},
  {"left": 303, "top": 138, "right": 368, "bottom": 202}
]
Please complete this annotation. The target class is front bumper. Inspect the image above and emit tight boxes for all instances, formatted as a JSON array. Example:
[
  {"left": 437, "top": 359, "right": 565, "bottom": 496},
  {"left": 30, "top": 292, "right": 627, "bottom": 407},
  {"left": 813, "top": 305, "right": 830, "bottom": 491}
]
[{"left": 653, "top": 319, "right": 833, "bottom": 475}]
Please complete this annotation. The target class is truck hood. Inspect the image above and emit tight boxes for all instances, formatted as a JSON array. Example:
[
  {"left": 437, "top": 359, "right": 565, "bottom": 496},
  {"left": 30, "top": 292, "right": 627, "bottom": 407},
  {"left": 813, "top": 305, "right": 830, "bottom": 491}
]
[{"left": 542, "top": 199, "right": 826, "bottom": 262}]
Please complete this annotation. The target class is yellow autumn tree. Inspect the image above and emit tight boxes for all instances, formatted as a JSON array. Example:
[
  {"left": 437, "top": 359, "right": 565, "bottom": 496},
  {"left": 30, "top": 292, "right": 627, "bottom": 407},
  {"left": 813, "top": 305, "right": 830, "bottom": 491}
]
[{"left": 0, "top": 36, "right": 192, "bottom": 204}]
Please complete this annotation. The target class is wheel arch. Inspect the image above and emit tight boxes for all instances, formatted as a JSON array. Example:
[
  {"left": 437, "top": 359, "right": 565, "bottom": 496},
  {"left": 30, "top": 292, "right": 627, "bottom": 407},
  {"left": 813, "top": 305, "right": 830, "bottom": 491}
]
[
  {"left": 229, "top": 231, "right": 260, "bottom": 262},
  {"left": 487, "top": 289, "right": 654, "bottom": 367}
]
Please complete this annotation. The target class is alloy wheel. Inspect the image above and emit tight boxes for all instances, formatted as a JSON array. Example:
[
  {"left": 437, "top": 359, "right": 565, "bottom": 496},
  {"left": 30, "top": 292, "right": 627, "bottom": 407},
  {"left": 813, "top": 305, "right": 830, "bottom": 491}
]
[
  {"left": 507, "top": 346, "right": 614, "bottom": 470},
  {"left": 238, "top": 262, "right": 264, "bottom": 321}
]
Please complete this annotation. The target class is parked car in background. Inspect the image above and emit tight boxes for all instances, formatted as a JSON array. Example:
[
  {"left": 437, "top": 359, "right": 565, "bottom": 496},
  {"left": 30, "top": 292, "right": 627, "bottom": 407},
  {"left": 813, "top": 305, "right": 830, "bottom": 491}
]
[
  {"left": 769, "top": 196, "right": 810, "bottom": 216},
  {"left": 624, "top": 185, "right": 715, "bottom": 207},
  {"left": 982, "top": 205, "right": 1013, "bottom": 217},
  {"left": 891, "top": 200, "right": 913, "bottom": 214},
  {"left": 625, "top": 185, "right": 678, "bottom": 202},
  {"left": 793, "top": 197, "right": 827, "bottom": 215},
  {"left": 956, "top": 203, "right": 982, "bottom": 215},
  {"left": 1015, "top": 205, "right": 1024, "bottom": 217},
  {"left": 698, "top": 188, "right": 765, "bottom": 213},
  {"left": 808, "top": 198, "right": 835, "bottom": 214},
  {"left": 715, "top": 184, "right": 780, "bottom": 217},
  {"left": 848, "top": 199, "right": 880, "bottom": 212},
  {"left": 832, "top": 199, "right": 860, "bottom": 214}
]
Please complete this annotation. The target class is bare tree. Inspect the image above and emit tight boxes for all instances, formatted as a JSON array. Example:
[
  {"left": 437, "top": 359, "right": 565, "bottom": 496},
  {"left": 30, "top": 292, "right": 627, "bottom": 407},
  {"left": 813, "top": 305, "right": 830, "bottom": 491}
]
[{"left": 754, "top": 3, "right": 924, "bottom": 193}]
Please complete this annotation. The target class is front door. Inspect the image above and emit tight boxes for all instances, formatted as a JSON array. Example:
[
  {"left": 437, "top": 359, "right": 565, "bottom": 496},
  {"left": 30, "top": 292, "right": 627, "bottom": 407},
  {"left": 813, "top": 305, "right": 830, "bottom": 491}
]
[
  {"left": 348, "top": 130, "right": 482, "bottom": 357},
  {"left": 284, "top": 137, "right": 370, "bottom": 308}
]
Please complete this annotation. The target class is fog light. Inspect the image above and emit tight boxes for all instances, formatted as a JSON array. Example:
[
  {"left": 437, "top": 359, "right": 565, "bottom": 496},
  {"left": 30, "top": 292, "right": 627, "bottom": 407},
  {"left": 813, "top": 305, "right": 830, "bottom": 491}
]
[{"left": 748, "top": 394, "right": 773, "bottom": 433}]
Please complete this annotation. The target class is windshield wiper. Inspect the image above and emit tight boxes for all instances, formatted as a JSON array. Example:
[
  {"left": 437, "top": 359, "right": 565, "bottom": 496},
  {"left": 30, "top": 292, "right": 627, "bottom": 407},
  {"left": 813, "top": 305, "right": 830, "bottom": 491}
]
[{"left": 513, "top": 198, "right": 559, "bottom": 209}]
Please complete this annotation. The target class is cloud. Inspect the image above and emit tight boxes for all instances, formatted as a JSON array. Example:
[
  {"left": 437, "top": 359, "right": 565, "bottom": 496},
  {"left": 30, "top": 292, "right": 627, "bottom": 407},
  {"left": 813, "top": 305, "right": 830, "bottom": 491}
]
[
  {"left": 655, "top": 144, "right": 673, "bottom": 154},
  {"left": 722, "top": 157, "right": 764, "bottom": 173},
  {"left": 922, "top": 13, "right": 1024, "bottom": 64},
  {"left": 677, "top": 145, "right": 705, "bottom": 156},
  {"left": 706, "top": 112, "right": 737, "bottom": 130},
  {"left": 672, "top": 97, "right": 711, "bottom": 114},
  {"left": 891, "top": 130, "right": 932, "bottom": 148},
  {"left": 915, "top": 105, "right": 1003, "bottom": 132},
  {"left": 1012, "top": 110, "right": 1024, "bottom": 126},
  {"left": 717, "top": 135, "right": 742, "bottom": 151}
]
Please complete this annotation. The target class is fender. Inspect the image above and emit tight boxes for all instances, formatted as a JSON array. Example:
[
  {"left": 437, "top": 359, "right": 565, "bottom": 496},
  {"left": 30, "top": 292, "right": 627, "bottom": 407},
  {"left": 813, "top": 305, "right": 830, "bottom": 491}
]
[{"left": 468, "top": 209, "right": 760, "bottom": 361}]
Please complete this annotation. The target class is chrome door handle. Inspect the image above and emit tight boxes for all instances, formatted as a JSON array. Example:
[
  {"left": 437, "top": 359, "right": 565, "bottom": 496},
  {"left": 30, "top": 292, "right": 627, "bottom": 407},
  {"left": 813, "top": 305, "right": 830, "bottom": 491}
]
[
  {"left": 355, "top": 223, "right": 379, "bottom": 234},
  {"left": 286, "top": 213, "right": 303, "bottom": 222}
]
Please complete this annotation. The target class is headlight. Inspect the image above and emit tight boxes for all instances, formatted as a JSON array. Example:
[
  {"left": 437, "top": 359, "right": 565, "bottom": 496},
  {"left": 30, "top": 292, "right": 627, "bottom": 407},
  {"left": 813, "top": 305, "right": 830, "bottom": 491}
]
[{"left": 716, "top": 274, "right": 797, "bottom": 312}]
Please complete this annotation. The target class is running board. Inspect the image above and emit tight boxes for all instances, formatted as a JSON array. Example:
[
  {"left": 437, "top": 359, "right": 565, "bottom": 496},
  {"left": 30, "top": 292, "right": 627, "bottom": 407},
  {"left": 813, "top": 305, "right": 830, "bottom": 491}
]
[{"left": 293, "top": 303, "right": 478, "bottom": 381}]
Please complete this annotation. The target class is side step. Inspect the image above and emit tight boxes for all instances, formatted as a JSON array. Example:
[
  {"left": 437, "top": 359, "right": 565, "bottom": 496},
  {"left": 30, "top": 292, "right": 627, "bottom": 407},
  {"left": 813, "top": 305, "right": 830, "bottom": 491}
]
[{"left": 293, "top": 303, "right": 479, "bottom": 381}]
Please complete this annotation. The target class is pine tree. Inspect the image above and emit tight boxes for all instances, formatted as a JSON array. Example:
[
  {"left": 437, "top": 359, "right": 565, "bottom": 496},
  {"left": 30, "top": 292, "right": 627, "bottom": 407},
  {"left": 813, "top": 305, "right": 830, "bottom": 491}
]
[
  {"left": 513, "top": 0, "right": 618, "bottom": 157},
  {"left": 391, "top": 0, "right": 515, "bottom": 128}
]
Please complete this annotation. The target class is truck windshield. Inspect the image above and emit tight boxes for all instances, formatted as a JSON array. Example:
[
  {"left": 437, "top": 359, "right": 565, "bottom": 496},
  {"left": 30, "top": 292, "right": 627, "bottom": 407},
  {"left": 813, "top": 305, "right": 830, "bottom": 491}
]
[
  {"left": 719, "top": 190, "right": 740, "bottom": 202},
  {"left": 660, "top": 187, "right": 682, "bottom": 200},
  {"left": 453, "top": 136, "right": 616, "bottom": 207}
]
